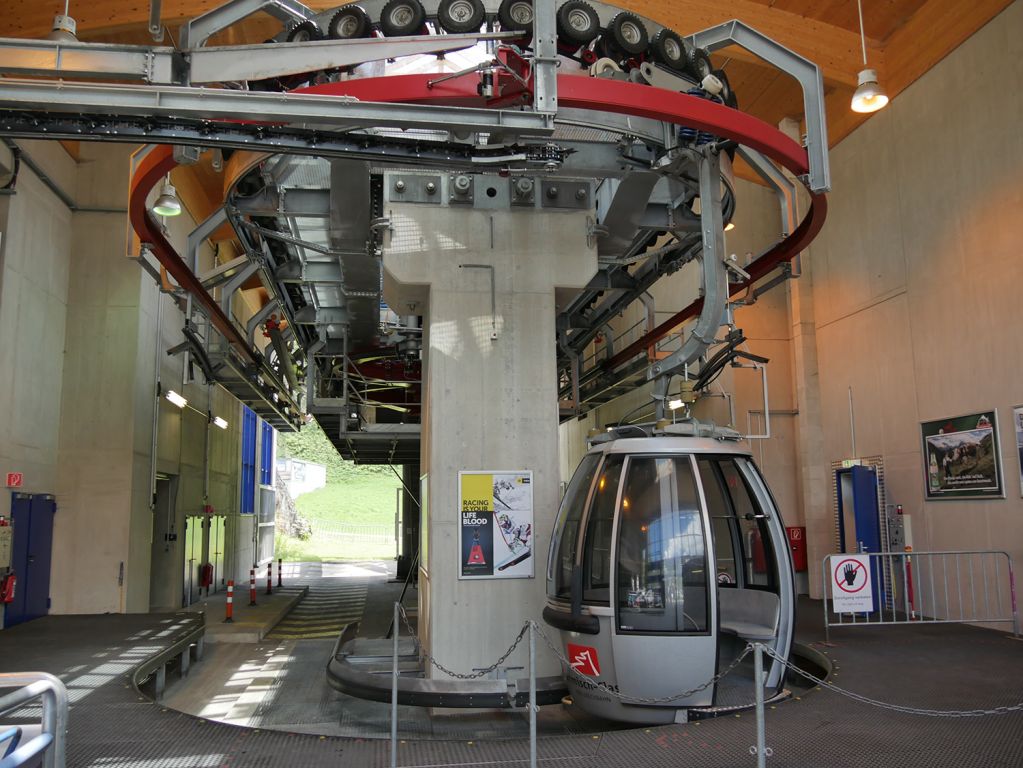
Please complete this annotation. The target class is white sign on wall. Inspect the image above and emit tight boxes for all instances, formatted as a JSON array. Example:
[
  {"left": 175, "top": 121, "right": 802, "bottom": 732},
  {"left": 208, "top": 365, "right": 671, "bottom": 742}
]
[{"left": 829, "top": 554, "right": 874, "bottom": 613}]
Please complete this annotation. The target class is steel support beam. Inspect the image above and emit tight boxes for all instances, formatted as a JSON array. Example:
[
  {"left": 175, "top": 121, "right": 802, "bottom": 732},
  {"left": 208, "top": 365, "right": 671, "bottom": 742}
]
[
  {"left": 179, "top": 0, "right": 315, "bottom": 50},
  {"left": 0, "top": 79, "right": 554, "bottom": 137},
  {"left": 189, "top": 32, "right": 521, "bottom": 84},
  {"left": 690, "top": 20, "right": 830, "bottom": 192},
  {"left": 0, "top": 37, "right": 177, "bottom": 83},
  {"left": 532, "top": 0, "right": 558, "bottom": 115},
  {"left": 648, "top": 149, "right": 727, "bottom": 387}
]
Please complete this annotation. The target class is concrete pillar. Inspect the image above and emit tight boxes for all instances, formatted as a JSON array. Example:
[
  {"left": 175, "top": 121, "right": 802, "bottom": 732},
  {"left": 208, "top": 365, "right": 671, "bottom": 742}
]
[{"left": 384, "top": 198, "right": 596, "bottom": 677}]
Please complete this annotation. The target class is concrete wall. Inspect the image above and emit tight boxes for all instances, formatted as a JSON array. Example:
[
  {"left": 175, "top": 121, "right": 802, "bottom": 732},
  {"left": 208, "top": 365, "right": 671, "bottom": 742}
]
[
  {"left": 0, "top": 141, "right": 256, "bottom": 616},
  {"left": 802, "top": 1, "right": 1023, "bottom": 596},
  {"left": 0, "top": 148, "right": 73, "bottom": 498}
]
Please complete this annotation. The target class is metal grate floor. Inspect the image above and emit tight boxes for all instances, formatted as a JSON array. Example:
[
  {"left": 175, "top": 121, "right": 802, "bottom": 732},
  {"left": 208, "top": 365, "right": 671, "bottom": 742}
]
[{"left": 0, "top": 602, "right": 1021, "bottom": 767}]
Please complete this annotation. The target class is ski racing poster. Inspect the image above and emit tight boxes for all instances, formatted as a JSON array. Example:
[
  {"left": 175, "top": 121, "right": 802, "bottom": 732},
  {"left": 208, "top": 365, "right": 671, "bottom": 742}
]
[{"left": 458, "top": 471, "right": 534, "bottom": 579}]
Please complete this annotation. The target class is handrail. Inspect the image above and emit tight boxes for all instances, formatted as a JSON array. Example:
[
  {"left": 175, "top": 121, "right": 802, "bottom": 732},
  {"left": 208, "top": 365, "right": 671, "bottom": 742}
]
[
  {"left": 0, "top": 672, "right": 68, "bottom": 768},
  {"left": 131, "top": 615, "right": 207, "bottom": 694}
]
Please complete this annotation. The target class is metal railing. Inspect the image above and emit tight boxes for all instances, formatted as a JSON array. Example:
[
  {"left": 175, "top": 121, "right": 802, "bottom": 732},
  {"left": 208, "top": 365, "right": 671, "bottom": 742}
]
[
  {"left": 313, "top": 521, "right": 395, "bottom": 543},
  {"left": 822, "top": 550, "right": 1020, "bottom": 641},
  {"left": 0, "top": 672, "right": 68, "bottom": 768}
]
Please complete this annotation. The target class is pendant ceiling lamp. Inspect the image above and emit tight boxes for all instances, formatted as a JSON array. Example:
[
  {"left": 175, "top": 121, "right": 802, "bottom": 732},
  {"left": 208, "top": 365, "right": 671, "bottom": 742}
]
[
  {"left": 48, "top": 0, "right": 78, "bottom": 42},
  {"left": 851, "top": 0, "right": 889, "bottom": 113}
]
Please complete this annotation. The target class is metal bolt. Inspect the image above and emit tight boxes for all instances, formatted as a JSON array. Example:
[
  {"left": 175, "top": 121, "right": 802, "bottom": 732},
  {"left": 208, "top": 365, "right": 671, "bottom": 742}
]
[
  {"left": 575, "top": 188, "right": 587, "bottom": 201},
  {"left": 394, "top": 180, "right": 406, "bottom": 192},
  {"left": 546, "top": 186, "right": 559, "bottom": 199},
  {"left": 515, "top": 177, "right": 533, "bottom": 197},
  {"left": 453, "top": 175, "right": 471, "bottom": 194},
  {"left": 426, "top": 182, "right": 437, "bottom": 195}
]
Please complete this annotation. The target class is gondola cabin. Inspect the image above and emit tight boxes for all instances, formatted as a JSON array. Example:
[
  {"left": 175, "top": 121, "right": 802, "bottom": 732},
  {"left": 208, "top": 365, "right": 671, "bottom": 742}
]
[{"left": 544, "top": 426, "right": 795, "bottom": 723}]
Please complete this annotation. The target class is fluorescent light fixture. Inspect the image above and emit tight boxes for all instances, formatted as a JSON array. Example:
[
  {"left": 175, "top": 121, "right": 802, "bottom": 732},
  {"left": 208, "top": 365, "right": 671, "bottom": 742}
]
[
  {"left": 668, "top": 398, "right": 684, "bottom": 411},
  {"left": 152, "top": 178, "right": 182, "bottom": 217},
  {"left": 165, "top": 390, "right": 187, "bottom": 408},
  {"left": 213, "top": 416, "right": 229, "bottom": 430}
]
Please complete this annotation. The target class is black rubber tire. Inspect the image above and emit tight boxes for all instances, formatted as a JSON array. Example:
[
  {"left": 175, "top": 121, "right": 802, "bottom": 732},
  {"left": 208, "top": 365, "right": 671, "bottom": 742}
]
[
  {"left": 328, "top": 5, "right": 371, "bottom": 39},
  {"left": 607, "top": 12, "right": 648, "bottom": 56},
  {"left": 437, "top": 0, "right": 486, "bottom": 33},
  {"left": 556, "top": 0, "right": 600, "bottom": 46},
  {"left": 380, "top": 0, "right": 427, "bottom": 36},
  {"left": 287, "top": 20, "right": 323, "bottom": 43},
  {"left": 685, "top": 46, "right": 713, "bottom": 84},
  {"left": 713, "top": 68, "right": 737, "bottom": 108},
  {"left": 649, "top": 28, "right": 687, "bottom": 71},
  {"left": 498, "top": 0, "right": 534, "bottom": 33}
]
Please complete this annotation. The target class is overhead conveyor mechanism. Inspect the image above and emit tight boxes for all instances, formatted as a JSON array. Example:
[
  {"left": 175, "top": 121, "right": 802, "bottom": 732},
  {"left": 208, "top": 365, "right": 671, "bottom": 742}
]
[{"left": 0, "top": 0, "right": 829, "bottom": 457}]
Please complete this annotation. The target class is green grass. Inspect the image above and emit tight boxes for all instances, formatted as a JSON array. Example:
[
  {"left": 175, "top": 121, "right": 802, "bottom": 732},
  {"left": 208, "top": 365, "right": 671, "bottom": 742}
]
[
  {"left": 277, "top": 473, "right": 403, "bottom": 562},
  {"left": 294, "top": 475, "right": 402, "bottom": 525}
]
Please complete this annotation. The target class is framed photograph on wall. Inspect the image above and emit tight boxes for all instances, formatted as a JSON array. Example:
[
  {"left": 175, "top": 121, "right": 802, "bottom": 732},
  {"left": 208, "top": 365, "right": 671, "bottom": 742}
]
[
  {"left": 1013, "top": 406, "right": 1023, "bottom": 498},
  {"left": 921, "top": 410, "right": 1004, "bottom": 500}
]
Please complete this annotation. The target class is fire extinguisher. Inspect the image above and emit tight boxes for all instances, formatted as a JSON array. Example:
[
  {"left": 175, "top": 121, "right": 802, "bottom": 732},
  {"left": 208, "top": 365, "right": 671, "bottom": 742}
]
[
  {"left": 200, "top": 563, "right": 214, "bottom": 590},
  {"left": 1, "top": 573, "right": 16, "bottom": 603}
]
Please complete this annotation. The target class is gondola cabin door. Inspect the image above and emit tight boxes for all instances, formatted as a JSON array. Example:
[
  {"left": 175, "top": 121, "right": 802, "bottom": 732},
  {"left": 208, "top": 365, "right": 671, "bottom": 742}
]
[{"left": 608, "top": 455, "right": 717, "bottom": 708}]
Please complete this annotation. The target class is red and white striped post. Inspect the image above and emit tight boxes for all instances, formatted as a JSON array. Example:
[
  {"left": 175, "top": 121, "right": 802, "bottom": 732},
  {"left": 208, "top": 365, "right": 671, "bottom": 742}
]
[
  {"left": 249, "top": 568, "right": 257, "bottom": 606},
  {"left": 266, "top": 562, "right": 273, "bottom": 595},
  {"left": 224, "top": 580, "right": 234, "bottom": 623},
  {"left": 277, "top": 558, "right": 283, "bottom": 588}
]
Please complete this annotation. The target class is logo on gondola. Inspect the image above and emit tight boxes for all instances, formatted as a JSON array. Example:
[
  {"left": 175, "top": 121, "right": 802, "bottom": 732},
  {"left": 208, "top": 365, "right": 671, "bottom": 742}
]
[{"left": 567, "top": 643, "right": 601, "bottom": 677}]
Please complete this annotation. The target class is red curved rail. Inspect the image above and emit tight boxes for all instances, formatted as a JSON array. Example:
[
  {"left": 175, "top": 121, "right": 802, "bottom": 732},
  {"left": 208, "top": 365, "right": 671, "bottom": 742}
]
[{"left": 129, "top": 146, "right": 257, "bottom": 361}]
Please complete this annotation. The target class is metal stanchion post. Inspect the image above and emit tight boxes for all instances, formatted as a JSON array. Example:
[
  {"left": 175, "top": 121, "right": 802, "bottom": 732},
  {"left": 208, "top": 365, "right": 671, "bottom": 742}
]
[
  {"left": 529, "top": 621, "right": 537, "bottom": 768},
  {"left": 249, "top": 568, "right": 257, "bottom": 606},
  {"left": 224, "top": 580, "right": 234, "bottom": 623},
  {"left": 753, "top": 643, "right": 766, "bottom": 768},
  {"left": 266, "top": 562, "right": 273, "bottom": 595},
  {"left": 391, "top": 602, "right": 399, "bottom": 768},
  {"left": 278, "top": 558, "right": 283, "bottom": 588}
]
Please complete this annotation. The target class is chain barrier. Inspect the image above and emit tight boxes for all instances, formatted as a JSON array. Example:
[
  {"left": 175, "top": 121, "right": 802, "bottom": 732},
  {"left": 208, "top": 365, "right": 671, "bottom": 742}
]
[
  {"left": 397, "top": 604, "right": 529, "bottom": 680},
  {"left": 759, "top": 644, "right": 1023, "bottom": 718},
  {"left": 534, "top": 623, "right": 753, "bottom": 705}
]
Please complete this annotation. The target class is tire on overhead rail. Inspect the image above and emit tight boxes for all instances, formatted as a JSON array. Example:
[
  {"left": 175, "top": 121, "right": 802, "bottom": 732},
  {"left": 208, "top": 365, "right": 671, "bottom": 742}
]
[
  {"left": 437, "top": 0, "right": 486, "bottom": 33},
  {"left": 607, "top": 12, "right": 648, "bottom": 56},
  {"left": 498, "top": 0, "right": 534, "bottom": 33},
  {"left": 685, "top": 46, "right": 713, "bottom": 85},
  {"left": 649, "top": 28, "right": 688, "bottom": 71},
  {"left": 556, "top": 0, "right": 600, "bottom": 46},
  {"left": 380, "top": 0, "right": 427, "bottom": 36},
  {"left": 329, "top": 5, "right": 372, "bottom": 38},
  {"left": 287, "top": 20, "right": 323, "bottom": 42},
  {"left": 713, "top": 68, "right": 738, "bottom": 108}
]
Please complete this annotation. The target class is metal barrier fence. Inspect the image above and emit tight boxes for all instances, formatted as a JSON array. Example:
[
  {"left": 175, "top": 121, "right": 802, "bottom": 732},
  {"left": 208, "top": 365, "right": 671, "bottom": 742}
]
[
  {"left": 313, "top": 521, "right": 394, "bottom": 543},
  {"left": 0, "top": 672, "right": 68, "bottom": 768},
  {"left": 822, "top": 550, "right": 1020, "bottom": 641}
]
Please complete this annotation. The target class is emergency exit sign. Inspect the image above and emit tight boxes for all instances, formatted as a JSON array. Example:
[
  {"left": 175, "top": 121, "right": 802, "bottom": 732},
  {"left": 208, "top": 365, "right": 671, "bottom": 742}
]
[{"left": 5, "top": 473, "right": 22, "bottom": 488}]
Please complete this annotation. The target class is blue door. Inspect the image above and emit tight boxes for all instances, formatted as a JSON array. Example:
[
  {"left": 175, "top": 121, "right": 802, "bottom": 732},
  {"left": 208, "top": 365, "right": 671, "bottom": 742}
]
[
  {"left": 6, "top": 493, "right": 55, "bottom": 628},
  {"left": 835, "top": 466, "right": 882, "bottom": 609}
]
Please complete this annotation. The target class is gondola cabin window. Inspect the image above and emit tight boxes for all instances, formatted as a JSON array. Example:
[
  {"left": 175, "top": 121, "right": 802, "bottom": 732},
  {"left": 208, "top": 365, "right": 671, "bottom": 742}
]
[
  {"left": 550, "top": 453, "right": 601, "bottom": 599},
  {"left": 616, "top": 456, "right": 708, "bottom": 633}
]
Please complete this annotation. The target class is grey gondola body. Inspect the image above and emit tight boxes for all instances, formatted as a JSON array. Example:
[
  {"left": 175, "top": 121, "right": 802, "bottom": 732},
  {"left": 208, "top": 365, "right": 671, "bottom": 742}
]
[{"left": 544, "top": 435, "right": 796, "bottom": 724}]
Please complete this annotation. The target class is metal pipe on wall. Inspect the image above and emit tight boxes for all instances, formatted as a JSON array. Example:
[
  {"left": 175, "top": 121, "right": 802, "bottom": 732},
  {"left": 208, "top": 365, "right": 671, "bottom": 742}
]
[{"left": 149, "top": 282, "right": 164, "bottom": 509}]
